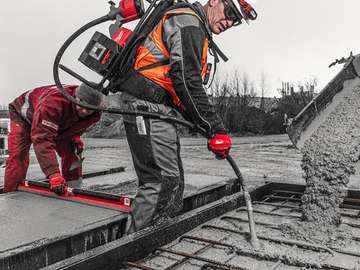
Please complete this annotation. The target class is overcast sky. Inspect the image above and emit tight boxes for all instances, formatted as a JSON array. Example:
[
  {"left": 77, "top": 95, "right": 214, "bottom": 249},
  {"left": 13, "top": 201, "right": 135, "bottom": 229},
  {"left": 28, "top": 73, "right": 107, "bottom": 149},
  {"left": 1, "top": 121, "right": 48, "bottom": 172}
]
[{"left": 1, "top": 0, "right": 359, "bottom": 105}]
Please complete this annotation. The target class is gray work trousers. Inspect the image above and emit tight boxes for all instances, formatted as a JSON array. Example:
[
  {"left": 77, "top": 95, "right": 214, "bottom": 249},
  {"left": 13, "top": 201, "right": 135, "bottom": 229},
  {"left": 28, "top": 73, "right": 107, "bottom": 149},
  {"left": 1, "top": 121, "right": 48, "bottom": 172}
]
[{"left": 118, "top": 93, "right": 184, "bottom": 234}]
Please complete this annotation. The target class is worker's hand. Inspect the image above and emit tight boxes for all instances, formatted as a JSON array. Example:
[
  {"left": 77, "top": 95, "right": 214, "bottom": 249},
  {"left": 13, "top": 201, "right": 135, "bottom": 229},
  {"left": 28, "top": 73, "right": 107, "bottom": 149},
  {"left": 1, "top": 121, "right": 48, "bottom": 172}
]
[
  {"left": 208, "top": 133, "right": 232, "bottom": 160},
  {"left": 72, "top": 135, "right": 84, "bottom": 155},
  {"left": 49, "top": 173, "right": 67, "bottom": 195}
]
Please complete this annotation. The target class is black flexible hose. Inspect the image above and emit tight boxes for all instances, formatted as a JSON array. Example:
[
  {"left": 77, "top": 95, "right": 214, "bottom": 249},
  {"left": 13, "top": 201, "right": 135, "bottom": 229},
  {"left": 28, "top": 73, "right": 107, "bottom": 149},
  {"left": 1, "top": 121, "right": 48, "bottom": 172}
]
[{"left": 53, "top": 14, "right": 111, "bottom": 111}]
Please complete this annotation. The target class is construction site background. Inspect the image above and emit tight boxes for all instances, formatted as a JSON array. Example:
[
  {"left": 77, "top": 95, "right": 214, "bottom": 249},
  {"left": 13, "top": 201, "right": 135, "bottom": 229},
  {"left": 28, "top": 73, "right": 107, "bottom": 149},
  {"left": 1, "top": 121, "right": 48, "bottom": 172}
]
[{"left": 0, "top": 73, "right": 317, "bottom": 140}]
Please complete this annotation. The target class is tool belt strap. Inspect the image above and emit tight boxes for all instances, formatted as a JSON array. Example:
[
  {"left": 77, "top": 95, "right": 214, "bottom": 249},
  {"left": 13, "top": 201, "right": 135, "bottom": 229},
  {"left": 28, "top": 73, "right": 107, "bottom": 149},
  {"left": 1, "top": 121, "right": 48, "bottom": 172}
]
[{"left": 119, "top": 68, "right": 171, "bottom": 105}]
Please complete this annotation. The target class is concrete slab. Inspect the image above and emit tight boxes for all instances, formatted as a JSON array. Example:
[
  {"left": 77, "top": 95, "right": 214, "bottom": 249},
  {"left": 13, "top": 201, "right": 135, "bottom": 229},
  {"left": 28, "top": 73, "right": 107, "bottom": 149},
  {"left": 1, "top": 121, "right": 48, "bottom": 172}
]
[
  {"left": 69, "top": 172, "right": 229, "bottom": 199},
  {"left": 1, "top": 157, "right": 229, "bottom": 197},
  {"left": 185, "top": 174, "right": 229, "bottom": 190},
  {"left": 69, "top": 171, "right": 136, "bottom": 190},
  {"left": 0, "top": 174, "right": 239, "bottom": 270},
  {"left": 0, "top": 191, "right": 126, "bottom": 254}
]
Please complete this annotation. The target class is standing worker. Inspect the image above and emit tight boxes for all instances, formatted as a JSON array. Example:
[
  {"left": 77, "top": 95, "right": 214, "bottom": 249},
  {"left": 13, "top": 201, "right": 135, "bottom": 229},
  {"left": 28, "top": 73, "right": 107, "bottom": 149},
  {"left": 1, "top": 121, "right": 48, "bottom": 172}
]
[
  {"left": 117, "top": 0, "right": 257, "bottom": 232},
  {"left": 4, "top": 84, "right": 104, "bottom": 195}
]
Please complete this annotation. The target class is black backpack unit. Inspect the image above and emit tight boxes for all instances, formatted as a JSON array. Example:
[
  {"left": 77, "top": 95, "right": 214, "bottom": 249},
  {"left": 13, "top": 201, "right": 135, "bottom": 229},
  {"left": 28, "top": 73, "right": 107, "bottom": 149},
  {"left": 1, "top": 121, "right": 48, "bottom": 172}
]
[
  {"left": 106, "top": 0, "right": 228, "bottom": 93},
  {"left": 55, "top": 0, "right": 227, "bottom": 105},
  {"left": 106, "top": 0, "right": 180, "bottom": 93},
  {"left": 78, "top": 0, "right": 223, "bottom": 94},
  {"left": 77, "top": 0, "right": 177, "bottom": 93},
  {"left": 116, "top": 0, "right": 177, "bottom": 74}
]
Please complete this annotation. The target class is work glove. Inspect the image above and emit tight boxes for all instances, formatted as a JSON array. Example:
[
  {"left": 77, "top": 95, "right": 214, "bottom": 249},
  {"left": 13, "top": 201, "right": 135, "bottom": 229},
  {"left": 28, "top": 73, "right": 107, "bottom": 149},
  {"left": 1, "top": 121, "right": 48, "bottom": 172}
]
[
  {"left": 208, "top": 133, "right": 232, "bottom": 160},
  {"left": 49, "top": 173, "right": 67, "bottom": 195},
  {"left": 72, "top": 135, "right": 84, "bottom": 155}
]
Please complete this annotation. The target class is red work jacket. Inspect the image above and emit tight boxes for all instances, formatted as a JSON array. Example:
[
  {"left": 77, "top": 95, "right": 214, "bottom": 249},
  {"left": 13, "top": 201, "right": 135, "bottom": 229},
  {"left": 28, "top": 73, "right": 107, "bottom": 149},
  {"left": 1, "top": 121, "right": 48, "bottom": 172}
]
[{"left": 9, "top": 85, "right": 101, "bottom": 177}]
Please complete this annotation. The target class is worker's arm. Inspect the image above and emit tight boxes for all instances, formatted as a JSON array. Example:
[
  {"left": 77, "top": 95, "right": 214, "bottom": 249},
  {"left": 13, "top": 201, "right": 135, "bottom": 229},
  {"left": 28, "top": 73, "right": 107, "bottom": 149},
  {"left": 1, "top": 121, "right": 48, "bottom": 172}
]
[
  {"left": 72, "top": 135, "right": 84, "bottom": 154},
  {"left": 164, "top": 14, "right": 226, "bottom": 136},
  {"left": 30, "top": 97, "right": 64, "bottom": 178}
]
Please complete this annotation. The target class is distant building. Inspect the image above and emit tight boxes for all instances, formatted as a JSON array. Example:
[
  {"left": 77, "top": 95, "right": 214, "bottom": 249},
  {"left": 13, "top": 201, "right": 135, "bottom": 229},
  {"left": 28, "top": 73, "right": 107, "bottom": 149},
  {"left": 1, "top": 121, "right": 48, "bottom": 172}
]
[
  {"left": 0, "top": 110, "right": 10, "bottom": 164},
  {"left": 280, "top": 81, "right": 317, "bottom": 99},
  {"left": 0, "top": 110, "right": 9, "bottom": 118},
  {"left": 209, "top": 95, "right": 278, "bottom": 114},
  {"left": 247, "top": 96, "right": 278, "bottom": 113}
]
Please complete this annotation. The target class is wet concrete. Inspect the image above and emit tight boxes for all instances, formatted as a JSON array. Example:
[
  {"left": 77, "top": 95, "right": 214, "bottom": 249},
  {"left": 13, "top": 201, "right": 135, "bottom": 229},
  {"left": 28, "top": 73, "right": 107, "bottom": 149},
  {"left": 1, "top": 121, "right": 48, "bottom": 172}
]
[
  {"left": 128, "top": 197, "right": 360, "bottom": 270},
  {"left": 0, "top": 167, "right": 239, "bottom": 269},
  {"left": 274, "top": 83, "right": 360, "bottom": 249},
  {"left": 299, "top": 85, "right": 360, "bottom": 235},
  {"left": 280, "top": 221, "right": 354, "bottom": 247},
  {"left": 0, "top": 174, "right": 230, "bottom": 253},
  {"left": 63, "top": 173, "right": 229, "bottom": 198},
  {"left": 0, "top": 191, "right": 126, "bottom": 254}
]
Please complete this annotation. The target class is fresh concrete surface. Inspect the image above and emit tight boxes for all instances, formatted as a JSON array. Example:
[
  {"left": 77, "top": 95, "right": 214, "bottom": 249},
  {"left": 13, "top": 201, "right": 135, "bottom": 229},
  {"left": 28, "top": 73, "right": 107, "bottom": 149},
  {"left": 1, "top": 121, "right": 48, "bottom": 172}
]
[
  {"left": 135, "top": 204, "right": 360, "bottom": 270},
  {"left": 68, "top": 172, "right": 229, "bottom": 198},
  {"left": 0, "top": 138, "right": 232, "bottom": 256},
  {"left": 0, "top": 191, "right": 126, "bottom": 253}
]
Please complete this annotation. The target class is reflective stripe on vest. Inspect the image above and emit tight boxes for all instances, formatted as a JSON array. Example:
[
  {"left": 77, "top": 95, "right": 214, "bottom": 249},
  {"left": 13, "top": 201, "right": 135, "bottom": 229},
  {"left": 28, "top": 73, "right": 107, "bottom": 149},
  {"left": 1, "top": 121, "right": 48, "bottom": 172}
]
[
  {"left": 19, "top": 85, "right": 61, "bottom": 125},
  {"left": 134, "top": 8, "right": 209, "bottom": 108},
  {"left": 20, "top": 91, "right": 32, "bottom": 124}
]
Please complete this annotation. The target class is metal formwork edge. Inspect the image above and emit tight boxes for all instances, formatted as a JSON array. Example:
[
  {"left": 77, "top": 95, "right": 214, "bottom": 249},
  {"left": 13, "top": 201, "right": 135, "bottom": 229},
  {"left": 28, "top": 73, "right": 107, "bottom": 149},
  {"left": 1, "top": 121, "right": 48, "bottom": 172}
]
[
  {"left": 0, "top": 217, "right": 127, "bottom": 270},
  {"left": 40, "top": 183, "right": 270, "bottom": 270}
]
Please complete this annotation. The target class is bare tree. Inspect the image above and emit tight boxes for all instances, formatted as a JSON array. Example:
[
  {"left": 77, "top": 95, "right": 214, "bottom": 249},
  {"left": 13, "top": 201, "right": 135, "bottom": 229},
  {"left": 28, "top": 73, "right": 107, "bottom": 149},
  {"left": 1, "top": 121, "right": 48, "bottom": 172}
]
[
  {"left": 249, "top": 81, "right": 257, "bottom": 97},
  {"left": 209, "top": 72, "right": 232, "bottom": 128},
  {"left": 239, "top": 71, "right": 257, "bottom": 107},
  {"left": 259, "top": 72, "right": 268, "bottom": 110},
  {"left": 303, "top": 76, "right": 318, "bottom": 95},
  {"left": 210, "top": 68, "right": 265, "bottom": 134},
  {"left": 296, "top": 76, "right": 318, "bottom": 104},
  {"left": 240, "top": 71, "right": 250, "bottom": 97}
]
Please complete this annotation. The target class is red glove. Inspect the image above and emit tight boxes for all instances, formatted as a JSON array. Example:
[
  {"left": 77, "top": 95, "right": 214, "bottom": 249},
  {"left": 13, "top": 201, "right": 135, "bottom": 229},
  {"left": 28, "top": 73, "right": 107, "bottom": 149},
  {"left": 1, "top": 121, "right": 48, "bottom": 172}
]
[
  {"left": 72, "top": 135, "right": 84, "bottom": 154},
  {"left": 49, "top": 173, "right": 67, "bottom": 195},
  {"left": 208, "top": 134, "right": 232, "bottom": 159}
]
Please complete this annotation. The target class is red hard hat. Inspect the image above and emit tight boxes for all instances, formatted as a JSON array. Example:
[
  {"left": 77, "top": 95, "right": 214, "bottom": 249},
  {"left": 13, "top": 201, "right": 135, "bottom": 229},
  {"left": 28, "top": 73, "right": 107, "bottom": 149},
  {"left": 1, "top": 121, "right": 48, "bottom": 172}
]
[{"left": 227, "top": 0, "right": 258, "bottom": 24}]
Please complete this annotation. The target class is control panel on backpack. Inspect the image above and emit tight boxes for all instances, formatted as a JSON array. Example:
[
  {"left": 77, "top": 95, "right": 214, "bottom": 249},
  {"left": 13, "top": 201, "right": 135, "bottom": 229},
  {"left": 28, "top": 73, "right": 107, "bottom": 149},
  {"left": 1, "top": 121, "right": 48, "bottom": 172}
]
[{"left": 78, "top": 0, "right": 144, "bottom": 77}]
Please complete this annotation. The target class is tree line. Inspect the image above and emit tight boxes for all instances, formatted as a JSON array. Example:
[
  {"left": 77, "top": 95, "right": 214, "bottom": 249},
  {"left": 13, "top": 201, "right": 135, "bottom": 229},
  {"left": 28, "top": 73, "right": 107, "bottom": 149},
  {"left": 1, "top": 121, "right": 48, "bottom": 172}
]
[
  {"left": 208, "top": 70, "right": 317, "bottom": 135},
  {"left": 0, "top": 71, "right": 318, "bottom": 137}
]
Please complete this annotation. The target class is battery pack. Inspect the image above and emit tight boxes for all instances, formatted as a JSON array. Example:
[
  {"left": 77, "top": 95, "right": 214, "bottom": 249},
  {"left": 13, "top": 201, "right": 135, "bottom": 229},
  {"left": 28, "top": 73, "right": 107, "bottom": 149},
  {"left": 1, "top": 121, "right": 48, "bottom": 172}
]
[{"left": 78, "top": 31, "right": 120, "bottom": 76}]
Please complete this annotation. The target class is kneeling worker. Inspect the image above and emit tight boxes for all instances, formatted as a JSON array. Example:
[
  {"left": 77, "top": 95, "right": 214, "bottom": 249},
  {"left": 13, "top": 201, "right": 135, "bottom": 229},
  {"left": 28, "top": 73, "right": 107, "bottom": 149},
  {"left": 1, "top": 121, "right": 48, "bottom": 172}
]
[{"left": 4, "top": 84, "right": 104, "bottom": 195}]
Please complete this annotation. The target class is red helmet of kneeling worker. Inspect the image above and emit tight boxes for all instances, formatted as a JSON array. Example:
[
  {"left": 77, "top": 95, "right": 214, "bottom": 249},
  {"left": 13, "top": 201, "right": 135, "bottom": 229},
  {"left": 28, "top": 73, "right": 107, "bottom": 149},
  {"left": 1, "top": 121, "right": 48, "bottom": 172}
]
[{"left": 225, "top": 0, "right": 258, "bottom": 25}]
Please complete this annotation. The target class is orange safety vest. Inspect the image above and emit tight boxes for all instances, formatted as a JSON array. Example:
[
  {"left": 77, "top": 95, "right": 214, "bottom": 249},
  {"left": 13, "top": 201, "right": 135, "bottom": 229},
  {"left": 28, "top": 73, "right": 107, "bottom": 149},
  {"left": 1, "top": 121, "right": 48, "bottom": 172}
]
[{"left": 133, "top": 8, "right": 209, "bottom": 108}]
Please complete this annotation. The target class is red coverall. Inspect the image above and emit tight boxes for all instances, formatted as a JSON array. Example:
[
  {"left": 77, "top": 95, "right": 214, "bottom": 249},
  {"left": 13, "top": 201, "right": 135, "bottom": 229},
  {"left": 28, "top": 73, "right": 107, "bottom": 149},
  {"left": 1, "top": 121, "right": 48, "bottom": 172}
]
[{"left": 4, "top": 85, "right": 100, "bottom": 192}]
